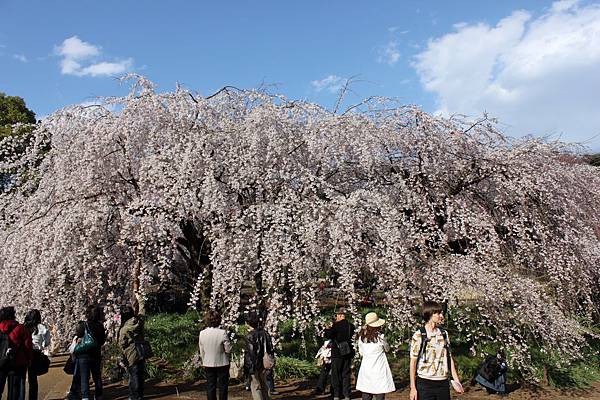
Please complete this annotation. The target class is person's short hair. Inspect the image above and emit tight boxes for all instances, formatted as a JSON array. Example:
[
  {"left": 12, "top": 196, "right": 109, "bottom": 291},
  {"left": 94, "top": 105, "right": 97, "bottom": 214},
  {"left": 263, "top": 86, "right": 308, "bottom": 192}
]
[
  {"left": 246, "top": 312, "right": 260, "bottom": 329},
  {"left": 0, "top": 306, "right": 16, "bottom": 322},
  {"left": 204, "top": 310, "right": 222, "bottom": 328},
  {"left": 85, "top": 305, "right": 105, "bottom": 322},
  {"left": 422, "top": 301, "right": 443, "bottom": 322}
]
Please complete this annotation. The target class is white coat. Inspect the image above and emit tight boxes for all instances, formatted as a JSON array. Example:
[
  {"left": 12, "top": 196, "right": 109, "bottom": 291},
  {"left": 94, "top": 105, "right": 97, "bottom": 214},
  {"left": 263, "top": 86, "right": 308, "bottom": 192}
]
[{"left": 356, "top": 334, "right": 396, "bottom": 394}]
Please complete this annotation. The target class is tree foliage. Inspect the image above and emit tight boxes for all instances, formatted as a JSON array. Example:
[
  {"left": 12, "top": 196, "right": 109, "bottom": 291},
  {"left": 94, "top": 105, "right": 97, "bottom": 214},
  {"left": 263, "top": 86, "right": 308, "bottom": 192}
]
[
  {"left": 1, "top": 77, "right": 599, "bottom": 376},
  {"left": 0, "top": 92, "right": 36, "bottom": 137}
]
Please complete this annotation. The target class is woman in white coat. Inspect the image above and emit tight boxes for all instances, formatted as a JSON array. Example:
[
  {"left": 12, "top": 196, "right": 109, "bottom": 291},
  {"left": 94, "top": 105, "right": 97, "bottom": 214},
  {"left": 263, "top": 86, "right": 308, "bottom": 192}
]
[{"left": 356, "top": 312, "right": 395, "bottom": 400}]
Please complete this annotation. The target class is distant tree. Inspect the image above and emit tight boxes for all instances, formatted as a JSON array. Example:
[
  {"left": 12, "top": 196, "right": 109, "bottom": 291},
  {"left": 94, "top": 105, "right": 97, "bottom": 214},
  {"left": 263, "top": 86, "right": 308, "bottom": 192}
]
[
  {"left": 588, "top": 153, "right": 600, "bottom": 167},
  {"left": 0, "top": 92, "right": 36, "bottom": 137}
]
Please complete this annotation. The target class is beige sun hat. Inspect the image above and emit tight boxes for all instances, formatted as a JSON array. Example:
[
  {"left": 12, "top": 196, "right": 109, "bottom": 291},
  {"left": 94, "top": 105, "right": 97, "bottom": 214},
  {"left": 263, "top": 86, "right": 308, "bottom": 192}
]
[{"left": 365, "top": 312, "right": 385, "bottom": 328}]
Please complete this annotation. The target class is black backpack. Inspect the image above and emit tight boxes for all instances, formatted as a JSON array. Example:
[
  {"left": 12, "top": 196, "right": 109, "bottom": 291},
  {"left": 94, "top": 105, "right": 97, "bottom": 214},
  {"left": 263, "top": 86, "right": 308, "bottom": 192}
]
[
  {"left": 0, "top": 325, "right": 17, "bottom": 370},
  {"left": 478, "top": 355, "right": 502, "bottom": 382},
  {"left": 416, "top": 327, "right": 452, "bottom": 371}
]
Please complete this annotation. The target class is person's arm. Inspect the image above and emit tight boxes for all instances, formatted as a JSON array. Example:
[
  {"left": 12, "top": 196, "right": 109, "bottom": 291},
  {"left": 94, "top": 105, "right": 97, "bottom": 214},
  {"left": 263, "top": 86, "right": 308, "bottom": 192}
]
[
  {"left": 222, "top": 330, "right": 232, "bottom": 354},
  {"left": 324, "top": 322, "right": 337, "bottom": 340},
  {"left": 409, "top": 331, "right": 421, "bottom": 400},
  {"left": 450, "top": 356, "right": 464, "bottom": 393},
  {"left": 198, "top": 331, "right": 205, "bottom": 361},
  {"left": 410, "top": 357, "right": 418, "bottom": 400},
  {"left": 43, "top": 325, "right": 52, "bottom": 350}
]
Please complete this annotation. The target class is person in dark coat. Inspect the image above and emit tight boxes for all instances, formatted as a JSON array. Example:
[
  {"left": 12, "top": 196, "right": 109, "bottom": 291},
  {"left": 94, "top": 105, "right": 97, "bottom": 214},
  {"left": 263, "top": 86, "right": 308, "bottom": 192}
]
[
  {"left": 66, "top": 305, "right": 107, "bottom": 400},
  {"left": 118, "top": 306, "right": 146, "bottom": 400},
  {"left": 324, "top": 308, "right": 355, "bottom": 400},
  {"left": 243, "top": 313, "right": 273, "bottom": 400},
  {"left": 0, "top": 306, "right": 33, "bottom": 400},
  {"left": 474, "top": 351, "right": 508, "bottom": 394}
]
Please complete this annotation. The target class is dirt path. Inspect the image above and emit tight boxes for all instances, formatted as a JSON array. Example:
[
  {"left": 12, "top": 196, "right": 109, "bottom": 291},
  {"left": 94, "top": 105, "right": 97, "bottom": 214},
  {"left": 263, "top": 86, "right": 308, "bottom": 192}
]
[
  {"left": 29, "top": 358, "right": 600, "bottom": 400},
  {"left": 101, "top": 379, "right": 600, "bottom": 400}
]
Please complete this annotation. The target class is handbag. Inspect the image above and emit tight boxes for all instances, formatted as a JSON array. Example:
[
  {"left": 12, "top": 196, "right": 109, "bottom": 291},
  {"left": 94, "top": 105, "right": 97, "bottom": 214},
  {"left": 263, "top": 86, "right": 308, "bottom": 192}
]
[
  {"left": 134, "top": 340, "right": 154, "bottom": 360},
  {"left": 262, "top": 332, "right": 275, "bottom": 370},
  {"left": 63, "top": 355, "right": 75, "bottom": 375},
  {"left": 73, "top": 322, "right": 97, "bottom": 355},
  {"left": 32, "top": 349, "right": 50, "bottom": 376}
]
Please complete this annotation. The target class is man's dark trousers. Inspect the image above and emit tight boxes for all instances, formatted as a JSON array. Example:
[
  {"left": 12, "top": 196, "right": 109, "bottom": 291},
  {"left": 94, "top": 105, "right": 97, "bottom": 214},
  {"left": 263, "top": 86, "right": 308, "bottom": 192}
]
[
  {"left": 205, "top": 365, "right": 230, "bottom": 400},
  {"left": 330, "top": 357, "right": 351, "bottom": 399}
]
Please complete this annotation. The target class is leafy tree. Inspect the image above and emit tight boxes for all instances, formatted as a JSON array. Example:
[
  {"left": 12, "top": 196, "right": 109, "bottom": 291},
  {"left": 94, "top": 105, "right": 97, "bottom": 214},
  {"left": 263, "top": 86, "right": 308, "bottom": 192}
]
[
  {"left": 0, "top": 92, "right": 36, "bottom": 137},
  {"left": 587, "top": 153, "right": 600, "bottom": 166}
]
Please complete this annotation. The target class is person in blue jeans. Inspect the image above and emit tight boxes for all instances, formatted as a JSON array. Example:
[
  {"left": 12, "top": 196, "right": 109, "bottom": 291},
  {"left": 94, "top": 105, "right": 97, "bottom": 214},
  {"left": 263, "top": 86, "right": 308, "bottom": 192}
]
[{"left": 67, "top": 305, "right": 106, "bottom": 400}]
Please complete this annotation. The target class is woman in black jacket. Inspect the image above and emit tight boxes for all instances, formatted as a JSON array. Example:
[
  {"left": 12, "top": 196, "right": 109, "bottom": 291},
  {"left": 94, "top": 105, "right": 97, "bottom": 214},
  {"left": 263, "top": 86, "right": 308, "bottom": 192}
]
[
  {"left": 243, "top": 313, "right": 274, "bottom": 400},
  {"left": 67, "top": 305, "right": 107, "bottom": 400}
]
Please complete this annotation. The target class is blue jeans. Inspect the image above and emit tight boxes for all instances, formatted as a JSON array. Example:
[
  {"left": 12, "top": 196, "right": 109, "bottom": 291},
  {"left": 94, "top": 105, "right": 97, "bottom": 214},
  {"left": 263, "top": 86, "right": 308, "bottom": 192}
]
[{"left": 76, "top": 356, "right": 103, "bottom": 400}]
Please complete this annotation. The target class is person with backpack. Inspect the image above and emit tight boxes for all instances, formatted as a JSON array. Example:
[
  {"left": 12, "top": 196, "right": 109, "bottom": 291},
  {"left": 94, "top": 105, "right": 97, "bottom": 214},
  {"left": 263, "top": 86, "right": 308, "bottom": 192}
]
[
  {"left": 355, "top": 312, "right": 395, "bottom": 399},
  {"left": 23, "top": 309, "right": 51, "bottom": 400},
  {"left": 243, "top": 312, "right": 274, "bottom": 400},
  {"left": 198, "top": 310, "right": 232, "bottom": 400},
  {"left": 66, "top": 305, "right": 106, "bottom": 400},
  {"left": 409, "top": 301, "right": 464, "bottom": 400},
  {"left": 118, "top": 305, "right": 148, "bottom": 400},
  {"left": 0, "top": 306, "right": 33, "bottom": 400},
  {"left": 474, "top": 351, "right": 508, "bottom": 394},
  {"left": 324, "top": 307, "right": 355, "bottom": 400}
]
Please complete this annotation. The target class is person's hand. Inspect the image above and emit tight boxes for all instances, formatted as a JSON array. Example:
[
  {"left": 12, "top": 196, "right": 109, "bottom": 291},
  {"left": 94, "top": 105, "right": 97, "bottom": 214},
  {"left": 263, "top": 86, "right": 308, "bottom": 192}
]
[
  {"left": 409, "top": 387, "right": 417, "bottom": 400},
  {"left": 451, "top": 380, "right": 465, "bottom": 394}
]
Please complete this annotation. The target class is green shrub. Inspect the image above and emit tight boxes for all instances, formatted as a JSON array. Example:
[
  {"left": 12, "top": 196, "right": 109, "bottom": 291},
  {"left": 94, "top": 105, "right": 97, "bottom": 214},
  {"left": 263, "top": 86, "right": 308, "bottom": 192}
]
[
  {"left": 274, "top": 356, "right": 320, "bottom": 380},
  {"left": 145, "top": 310, "right": 201, "bottom": 380}
]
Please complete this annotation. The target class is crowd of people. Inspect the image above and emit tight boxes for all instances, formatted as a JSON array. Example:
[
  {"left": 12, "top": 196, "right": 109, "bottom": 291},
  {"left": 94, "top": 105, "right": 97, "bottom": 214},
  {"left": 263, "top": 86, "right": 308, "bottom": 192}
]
[
  {"left": 0, "top": 299, "right": 506, "bottom": 400},
  {"left": 196, "top": 300, "right": 473, "bottom": 400},
  {"left": 0, "top": 304, "right": 148, "bottom": 400}
]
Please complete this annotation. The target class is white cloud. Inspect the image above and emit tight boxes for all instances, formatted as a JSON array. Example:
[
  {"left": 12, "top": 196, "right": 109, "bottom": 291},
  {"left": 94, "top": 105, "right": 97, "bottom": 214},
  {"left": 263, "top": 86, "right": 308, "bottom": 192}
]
[
  {"left": 55, "top": 36, "right": 133, "bottom": 77},
  {"left": 311, "top": 75, "right": 344, "bottom": 93},
  {"left": 378, "top": 41, "right": 400, "bottom": 65},
  {"left": 57, "top": 36, "right": 100, "bottom": 61},
  {"left": 13, "top": 54, "right": 27, "bottom": 62},
  {"left": 414, "top": 0, "right": 600, "bottom": 149},
  {"left": 78, "top": 59, "right": 133, "bottom": 77}
]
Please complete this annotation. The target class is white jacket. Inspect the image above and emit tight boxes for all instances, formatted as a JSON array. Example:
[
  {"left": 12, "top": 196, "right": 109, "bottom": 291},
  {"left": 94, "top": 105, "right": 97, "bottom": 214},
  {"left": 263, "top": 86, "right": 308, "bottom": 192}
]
[
  {"left": 356, "top": 335, "right": 396, "bottom": 394},
  {"left": 198, "top": 327, "right": 232, "bottom": 367},
  {"left": 31, "top": 323, "right": 52, "bottom": 353}
]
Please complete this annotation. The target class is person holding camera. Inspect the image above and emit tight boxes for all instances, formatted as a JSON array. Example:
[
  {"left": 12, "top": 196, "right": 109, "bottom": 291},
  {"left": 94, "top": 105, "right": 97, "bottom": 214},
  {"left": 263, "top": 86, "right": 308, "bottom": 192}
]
[{"left": 324, "top": 308, "right": 355, "bottom": 400}]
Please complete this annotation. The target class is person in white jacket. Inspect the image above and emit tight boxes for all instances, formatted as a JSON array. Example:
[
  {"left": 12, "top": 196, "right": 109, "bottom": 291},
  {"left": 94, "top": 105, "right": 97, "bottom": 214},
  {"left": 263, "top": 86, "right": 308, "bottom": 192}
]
[
  {"left": 198, "top": 310, "right": 232, "bottom": 400},
  {"left": 356, "top": 312, "right": 395, "bottom": 400}
]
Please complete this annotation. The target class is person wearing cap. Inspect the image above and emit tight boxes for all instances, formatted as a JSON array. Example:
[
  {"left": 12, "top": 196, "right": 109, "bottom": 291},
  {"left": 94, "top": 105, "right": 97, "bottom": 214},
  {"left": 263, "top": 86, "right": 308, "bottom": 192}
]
[
  {"left": 324, "top": 307, "right": 355, "bottom": 400},
  {"left": 356, "top": 312, "right": 395, "bottom": 399}
]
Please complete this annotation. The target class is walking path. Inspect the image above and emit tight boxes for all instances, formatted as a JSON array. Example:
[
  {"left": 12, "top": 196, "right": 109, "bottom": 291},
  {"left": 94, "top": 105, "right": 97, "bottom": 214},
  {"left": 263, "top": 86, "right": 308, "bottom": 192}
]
[{"left": 32, "top": 357, "right": 600, "bottom": 400}]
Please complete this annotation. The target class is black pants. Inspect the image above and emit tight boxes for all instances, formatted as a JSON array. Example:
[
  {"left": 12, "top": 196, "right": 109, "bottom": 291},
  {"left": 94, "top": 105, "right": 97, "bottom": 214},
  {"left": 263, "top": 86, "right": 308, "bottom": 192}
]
[
  {"left": 27, "top": 366, "right": 38, "bottom": 400},
  {"left": 0, "top": 368, "right": 26, "bottom": 400},
  {"left": 316, "top": 363, "right": 331, "bottom": 393},
  {"left": 205, "top": 365, "right": 229, "bottom": 400},
  {"left": 128, "top": 362, "right": 145, "bottom": 400},
  {"left": 361, "top": 394, "right": 385, "bottom": 400},
  {"left": 330, "top": 357, "right": 351, "bottom": 399},
  {"left": 416, "top": 377, "right": 450, "bottom": 400}
]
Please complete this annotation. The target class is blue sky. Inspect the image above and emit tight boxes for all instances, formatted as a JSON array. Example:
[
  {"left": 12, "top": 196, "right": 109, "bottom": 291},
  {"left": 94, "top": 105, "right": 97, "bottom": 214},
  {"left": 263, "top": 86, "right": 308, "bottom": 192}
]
[{"left": 1, "top": 0, "right": 599, "bottom": 150}]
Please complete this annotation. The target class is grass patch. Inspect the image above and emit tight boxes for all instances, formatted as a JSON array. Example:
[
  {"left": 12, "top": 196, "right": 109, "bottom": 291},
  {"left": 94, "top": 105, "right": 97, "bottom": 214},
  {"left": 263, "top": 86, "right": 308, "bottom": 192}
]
[{"left": 274, "top": 356, "right": 320, "bottom": 380}]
